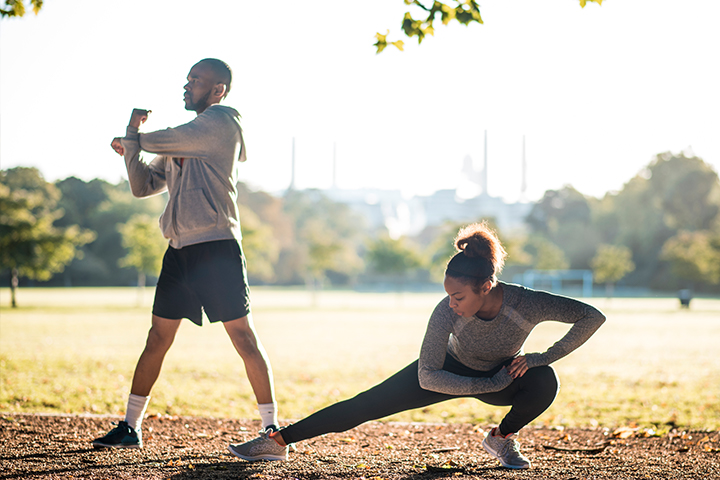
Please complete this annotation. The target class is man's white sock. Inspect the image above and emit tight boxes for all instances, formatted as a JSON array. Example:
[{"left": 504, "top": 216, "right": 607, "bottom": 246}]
[
  {"left": 125, "top": 394, "right": 150, "bottom": 432},
  {"left": 258, "top": 402, "right": 278, "bottom": 429}
]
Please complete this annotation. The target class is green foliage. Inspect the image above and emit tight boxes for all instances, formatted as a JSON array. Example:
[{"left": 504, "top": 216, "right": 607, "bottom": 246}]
[
  {"left": 591, "top": 244, "right": 635, "bottom": 285},
  {"left": 661, "top": 230, "right": 720, "bottom": 286},
  {"left": 0, "top": 0, "right": 43, "bottom": 18},
  {"left": 525, "top": 236, "right": 570, "bottom": 271},
  {"left": 579, "top": 0, "right": 603, "bottom": 6},
  {"left": 3, "top": 148, "right": 719, "bottom": 293},
  {"left": 237, "top": 204, "right": 280, "bottom": 283},
  {"left": 366, "top": 235, "right": 423, "bottom": 280},
  {"left": 526, "top": 185, "right": 599, "bottom": 269},
  {"left": 376, "top": 0, "right": 602, "bottom": 53},
  {"left": 376, "top": 0, "right": 482, "bottom": 53},
  {"left": 301, "top": 216, "right": 363, "bottom": 283},
  {"left": 0, "top": 168, "right": 95, "bottom": 306},
  {"left": 54, "top": 177, "right": 166, "bottom": 286},
  {"left": 282, "top": 189, "right": 365, "bottom": 285},
  {"left": 600, "top": 151, "right": 720, "bottom": 290},
  {"left": 117, "top": 214, "right": 167, "bottom": 285},
  {"left": 425, "top": 221, "right": 462, "bottom": 281}
]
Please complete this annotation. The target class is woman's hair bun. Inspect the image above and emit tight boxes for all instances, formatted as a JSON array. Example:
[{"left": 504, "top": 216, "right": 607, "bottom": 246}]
[{"left": 453, "top": 221, "right": 507, "bottom": 274}]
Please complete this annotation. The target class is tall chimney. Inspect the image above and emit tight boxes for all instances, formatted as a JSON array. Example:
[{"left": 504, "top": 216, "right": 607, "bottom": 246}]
[
  {"left": 521, "top": 135, "right": 527, "bottom": 201},
  {"left": 289, "top": 137, "right": 296, "bottom": 191},
  {"left": 332, "top": 142, "right": 337, "bottom": 189},
  {"left": 482, "top": 130, "right": 489, "bottom": 196}
]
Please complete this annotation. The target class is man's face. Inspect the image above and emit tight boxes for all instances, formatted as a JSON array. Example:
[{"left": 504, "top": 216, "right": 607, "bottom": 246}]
[{"left": 183, "top": 62, "right": 218, "bottom": 113}]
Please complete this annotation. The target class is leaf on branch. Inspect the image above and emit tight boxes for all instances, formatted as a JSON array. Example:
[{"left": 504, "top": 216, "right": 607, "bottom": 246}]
[
  {"left": 377, "top": 1, "right": 487, "bottom": 53},
  {"left": 439, "top": 3, "right": 456, "bottom": 25},
  {"left": 1, "top": 0, "right": 44, "bottom": 18},
  {"left": 374, "top": 30, "right": 389, "bottom": 54},
  {"left": 579, "top": 0, "right": 603, "bottom": 8}
]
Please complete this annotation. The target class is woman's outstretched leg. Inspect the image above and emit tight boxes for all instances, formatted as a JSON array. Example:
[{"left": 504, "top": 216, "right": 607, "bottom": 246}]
[
  {"left": 228, "top": 360, "right": 457, "bottom": 461},
  {"left": 280, "top": 360, "right": 455, "bottom": 444}
]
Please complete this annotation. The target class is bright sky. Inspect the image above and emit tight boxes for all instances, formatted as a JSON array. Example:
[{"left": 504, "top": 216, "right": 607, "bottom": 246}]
[{"left": 1, "top": 0, "right": 718, "bottom": 202}]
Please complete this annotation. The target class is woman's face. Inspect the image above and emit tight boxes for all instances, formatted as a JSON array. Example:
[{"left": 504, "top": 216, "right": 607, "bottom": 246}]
[{"left": 443, "top": 274, "right": 490, "bottom": 318}]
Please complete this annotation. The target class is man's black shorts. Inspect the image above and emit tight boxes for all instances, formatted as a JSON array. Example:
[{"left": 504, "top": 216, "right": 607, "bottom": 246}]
[{"left": 152, "top": 239, "right": 251, "bottom": 326}]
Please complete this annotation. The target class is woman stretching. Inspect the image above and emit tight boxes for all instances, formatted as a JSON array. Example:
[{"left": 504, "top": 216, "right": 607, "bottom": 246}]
[{"left": 229, "top": 222, "right": 606, "bottom": 469}]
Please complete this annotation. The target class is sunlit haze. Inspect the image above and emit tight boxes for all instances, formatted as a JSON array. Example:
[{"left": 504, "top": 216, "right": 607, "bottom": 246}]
[{"left": 1, "top": 0, "right": 718, "bottom": 202}]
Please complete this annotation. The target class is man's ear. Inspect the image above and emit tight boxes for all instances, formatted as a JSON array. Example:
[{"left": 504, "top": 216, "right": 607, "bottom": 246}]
[{"left": 213, "top": 83, "right": 228, "bottom": 100}]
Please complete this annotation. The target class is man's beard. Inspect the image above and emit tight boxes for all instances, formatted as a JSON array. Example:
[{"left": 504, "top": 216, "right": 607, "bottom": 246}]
[{"left": 185, "top": 89, "right": 212, "bottom": 112}]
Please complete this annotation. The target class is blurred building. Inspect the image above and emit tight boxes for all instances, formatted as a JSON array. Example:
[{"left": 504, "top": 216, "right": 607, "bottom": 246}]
[
  {"left": 323, "top": 186, "right": 531, "bottom": 238},
  {"left": 289, "top": 132, "right": 533, "bottom": 237}
]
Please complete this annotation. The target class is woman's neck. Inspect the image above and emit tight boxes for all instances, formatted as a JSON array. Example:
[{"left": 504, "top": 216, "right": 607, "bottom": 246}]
[{"left": 475, "top": 283, "right": 504, "bottom": 320}]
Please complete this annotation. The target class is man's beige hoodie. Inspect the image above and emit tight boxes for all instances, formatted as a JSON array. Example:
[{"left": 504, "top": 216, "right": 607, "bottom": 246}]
[{"left": 121, "top": 104, "right": 247, "bottom": 249}]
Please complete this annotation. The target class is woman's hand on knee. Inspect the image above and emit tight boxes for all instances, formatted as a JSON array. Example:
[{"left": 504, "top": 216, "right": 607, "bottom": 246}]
[{"left": 508, "top": 355, "right": 529, "bottom": 379}]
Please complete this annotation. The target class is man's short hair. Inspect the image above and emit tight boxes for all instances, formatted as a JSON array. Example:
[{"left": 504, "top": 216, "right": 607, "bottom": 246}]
[{"left": 198, "top": 58, "right": 232, "bottom": 98}]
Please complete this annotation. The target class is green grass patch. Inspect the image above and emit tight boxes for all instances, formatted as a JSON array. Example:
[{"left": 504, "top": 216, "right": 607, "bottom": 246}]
[{"left": 1, "top": 287, "right": 718, "bottom": 431}]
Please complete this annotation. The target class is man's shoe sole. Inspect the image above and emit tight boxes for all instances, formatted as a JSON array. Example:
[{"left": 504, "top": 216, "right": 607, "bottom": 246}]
[
  {"left": 227, "top": 444, "right": 286, "bottom": 462},
  {"left": 92, "top": 442, "right": 142, "bottom": 449}
]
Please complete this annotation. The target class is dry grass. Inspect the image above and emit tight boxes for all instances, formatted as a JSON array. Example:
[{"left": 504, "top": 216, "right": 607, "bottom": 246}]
[{"left": 1, "top": 287, "right": 718, "bottom": 430}]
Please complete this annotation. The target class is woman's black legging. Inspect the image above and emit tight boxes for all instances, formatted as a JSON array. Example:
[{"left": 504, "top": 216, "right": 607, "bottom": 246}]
[{"left": 280, "top": 355, "right": 559, "bottom": 445}]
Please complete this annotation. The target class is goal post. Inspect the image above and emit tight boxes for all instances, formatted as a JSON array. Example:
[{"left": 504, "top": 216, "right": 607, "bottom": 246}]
[{"left": 512, "top": 269, "right": 594, "bottom": 297}]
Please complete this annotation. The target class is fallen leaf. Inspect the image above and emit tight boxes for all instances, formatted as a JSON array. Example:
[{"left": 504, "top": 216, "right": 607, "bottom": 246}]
[{"left": 612, "top": 426, "right": 636, "bottom": 439}]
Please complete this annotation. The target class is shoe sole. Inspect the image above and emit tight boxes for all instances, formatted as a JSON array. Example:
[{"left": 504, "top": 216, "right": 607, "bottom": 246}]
[
  {"left": 481, "top": 438, "right": 530, "bottom": 469},
  {"left": 92, "top": 442, "right": 142, "bottom": 449},
  {"left": 227, "top": 444, "right": 286, "bottom": 462}
]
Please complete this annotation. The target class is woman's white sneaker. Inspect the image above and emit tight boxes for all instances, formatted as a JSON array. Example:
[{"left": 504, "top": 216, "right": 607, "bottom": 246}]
[
  {"left": 228, "top": 428, "right": 288, "bottom": 462},
  {"left": 481, "top": 427, "right": 531, "bottom": 469}
]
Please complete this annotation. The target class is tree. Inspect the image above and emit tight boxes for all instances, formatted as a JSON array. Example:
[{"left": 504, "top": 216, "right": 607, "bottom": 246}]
[
  {"left": 376, "top": 0, "right": 603, "bottom": 53},
  {"left": 300, "top": 217, "right": 364, "bottom": 290},
  {"left": 600, "top": 151, "right": 720, "bottom": 289},
  {"left": 117, "top": 214, "right": 167, "bottom": 291},
  {"left": 591, "top": 244, "right": 635, "bottom": 297},
  {"left": 661, "top": 230, "right": 720, "bottom": 288},
  {"left": 0, "top": 168, "right": 95, "bottom": 307},
  {"left": 54, "top": 177, "right": 166, "bottom": 286},
  {"left": 237, "top": 204, "right": 280, "bottom": 284},
  {"left": 282, "top": 189, "right": 366, "bottom": 287},
  {"left": 526, "top": 185, "right": 599, "bottom": 269},
  {"left": 525, "top": 236, "right": 570, "bottom": 271},
  {"left": 366, "top": 235, "right": 423, "bottom": 288},
  {"left": 0, "top": 0, "right": 42, "bottom": 18}
]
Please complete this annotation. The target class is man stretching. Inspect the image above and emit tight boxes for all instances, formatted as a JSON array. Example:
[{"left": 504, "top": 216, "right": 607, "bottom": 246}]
[{"left": 92, "top": 58, "right": 278, "bottom": 449}]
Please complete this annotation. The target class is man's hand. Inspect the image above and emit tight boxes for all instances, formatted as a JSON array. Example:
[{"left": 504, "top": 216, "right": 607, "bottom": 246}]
[
  {"left": 111, "top": 137, "right": 124, "bottom": 156},
  {"left": 128, "top": 108, "right": 152, "bottom": 128}
]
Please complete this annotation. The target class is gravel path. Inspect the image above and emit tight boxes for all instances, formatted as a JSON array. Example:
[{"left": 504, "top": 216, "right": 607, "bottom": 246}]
[{"left": 1, "top": 414, "right": 718, "bottom": 479}]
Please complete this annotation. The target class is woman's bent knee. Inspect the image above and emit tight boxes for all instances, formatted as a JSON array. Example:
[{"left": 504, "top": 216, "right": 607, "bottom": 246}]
[{"left": 524, "top": 365, "right": 559, "bottom": 402}]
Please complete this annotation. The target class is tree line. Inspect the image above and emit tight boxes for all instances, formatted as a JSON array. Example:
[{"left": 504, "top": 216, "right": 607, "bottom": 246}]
[{"left": 2, "top": 150, "right": 719, "bottom": 305}]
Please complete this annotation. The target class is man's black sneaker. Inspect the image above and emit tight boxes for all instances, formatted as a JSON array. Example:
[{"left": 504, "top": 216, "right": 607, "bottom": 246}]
[{"left": 92, "top": 421, "right": 142, "bottom": 449}]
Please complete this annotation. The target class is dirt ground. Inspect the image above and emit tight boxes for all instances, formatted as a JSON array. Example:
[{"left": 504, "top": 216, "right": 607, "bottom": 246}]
[{"left": 1, "top": 414, "right": 718, "bottom": 480}]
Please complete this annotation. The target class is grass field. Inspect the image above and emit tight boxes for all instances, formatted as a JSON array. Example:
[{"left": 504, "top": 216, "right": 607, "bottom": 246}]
[{"left": 1, "top": 287, "right": 718, "bottom": 431}]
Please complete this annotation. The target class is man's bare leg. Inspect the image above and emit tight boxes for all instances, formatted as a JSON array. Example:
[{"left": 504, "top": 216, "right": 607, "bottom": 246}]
[
  {"left": 223, "top": 314, "right": 275, "bottom": 408},
  {"left": 130, "top": 315, "right": 182, "bottom": 396},
  {"left": 92, "top": 315, "right": 182, "bottom": 447}
]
